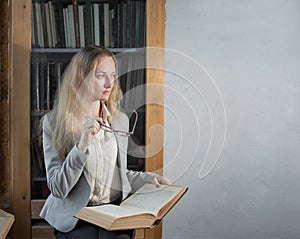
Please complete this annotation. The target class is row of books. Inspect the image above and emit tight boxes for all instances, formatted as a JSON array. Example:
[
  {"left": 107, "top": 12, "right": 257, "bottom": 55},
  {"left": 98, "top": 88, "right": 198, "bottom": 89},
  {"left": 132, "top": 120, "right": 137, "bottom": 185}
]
[
  {"left": 31, "top": 61, "right": 64, "bottom": 111},
  {"left": 30, "top": 54, "right": 145, "bottom": 112},
  {"left": 32, "top": 0, "right": 146, "bottom": 49}
]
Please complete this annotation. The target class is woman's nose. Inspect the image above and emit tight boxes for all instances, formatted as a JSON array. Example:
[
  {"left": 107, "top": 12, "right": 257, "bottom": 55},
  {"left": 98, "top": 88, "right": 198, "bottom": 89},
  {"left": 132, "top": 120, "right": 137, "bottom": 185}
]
[{"left": 104, "top": 76, "right": 112, "bottom": 88}]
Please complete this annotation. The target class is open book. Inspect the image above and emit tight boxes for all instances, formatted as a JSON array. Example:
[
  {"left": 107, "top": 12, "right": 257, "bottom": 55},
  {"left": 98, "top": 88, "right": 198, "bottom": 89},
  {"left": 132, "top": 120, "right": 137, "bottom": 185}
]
[
  {"left": 75, "top": 183, "right": 188, "bottom": 231},
  {"left": 0, "top": 209, "right": 14, "bottom": 239}
]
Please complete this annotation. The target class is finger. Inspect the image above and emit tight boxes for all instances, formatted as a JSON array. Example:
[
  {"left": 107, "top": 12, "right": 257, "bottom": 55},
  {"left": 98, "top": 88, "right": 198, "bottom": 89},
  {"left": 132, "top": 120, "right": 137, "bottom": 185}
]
[
  {"left": 95, "top": 117, "right": 104, "bottom": 125},
  {"left": 152, "top": 176, "right": 161, "bottom": 188},
  {"left": 162, "top": 176, "right": 172, "bottom": 185}
]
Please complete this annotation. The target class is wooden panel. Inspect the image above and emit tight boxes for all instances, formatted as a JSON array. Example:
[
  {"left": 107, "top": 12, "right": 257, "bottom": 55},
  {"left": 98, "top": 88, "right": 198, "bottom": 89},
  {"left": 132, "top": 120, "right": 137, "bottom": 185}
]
[
  {"left": 9, "top": 0, "right": 32, "bottom": 238},
  {"left": 145, "top": 0, "right": 165, "bottom": 238},
  {"left": 32, "top": 226, "right": 54, "bottom": 239},
  {"left": 0, "top": 0, "right": 10, "bottom": 213},
  {"left": 135, "top": 229, "right": 145, "bottom": 239},
  {"left": 31, "top": 200, "right": 45, "bottom": 219},
  {"left": 144, "top": 222, "right": 162, "bottom": 239},
  {"left": 145, "top": 0, "right": 165, "bottom": 174}
]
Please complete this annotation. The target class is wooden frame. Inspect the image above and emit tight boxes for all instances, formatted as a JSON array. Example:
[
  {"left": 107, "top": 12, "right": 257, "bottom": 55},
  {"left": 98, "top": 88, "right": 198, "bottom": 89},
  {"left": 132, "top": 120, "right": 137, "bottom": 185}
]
[
  {"left": 9, "top": 0, "right": 32, "bottom": 238},
  {"left": 8, "top": 0, "right": 165, "bottom": 238},
  {"left": 145, "top": 1, "right": 165, "bottom": 238}
]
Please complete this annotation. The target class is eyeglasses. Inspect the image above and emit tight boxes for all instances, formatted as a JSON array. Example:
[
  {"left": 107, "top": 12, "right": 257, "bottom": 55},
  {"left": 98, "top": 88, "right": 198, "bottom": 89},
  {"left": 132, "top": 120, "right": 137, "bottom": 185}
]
[{"left": 100, "top": 110, "right": 138, "bottom": 137}]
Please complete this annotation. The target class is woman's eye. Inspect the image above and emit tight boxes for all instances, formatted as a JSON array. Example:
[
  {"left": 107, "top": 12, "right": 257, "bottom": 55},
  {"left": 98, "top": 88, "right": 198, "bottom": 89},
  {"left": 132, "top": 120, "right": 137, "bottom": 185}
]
[{"left": 96, "top": 73, "right": 106, "bottom": 79}]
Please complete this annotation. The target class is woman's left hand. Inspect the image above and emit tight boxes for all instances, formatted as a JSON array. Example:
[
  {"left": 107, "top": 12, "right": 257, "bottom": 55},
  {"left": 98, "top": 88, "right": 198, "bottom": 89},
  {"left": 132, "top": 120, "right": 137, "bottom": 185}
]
[{"left": 151, "top": 175, "right": 172, "bottom": 188}]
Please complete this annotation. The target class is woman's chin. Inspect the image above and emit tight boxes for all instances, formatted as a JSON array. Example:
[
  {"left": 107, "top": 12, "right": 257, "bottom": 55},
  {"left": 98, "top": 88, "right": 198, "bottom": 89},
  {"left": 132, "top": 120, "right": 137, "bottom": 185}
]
[{"left": 100, "top": 97, "right": 109, "bottom": 102}]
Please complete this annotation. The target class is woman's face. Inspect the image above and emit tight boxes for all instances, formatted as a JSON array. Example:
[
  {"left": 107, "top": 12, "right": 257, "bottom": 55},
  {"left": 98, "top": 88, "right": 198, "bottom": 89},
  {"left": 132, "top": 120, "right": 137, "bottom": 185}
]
[{"left": 93, "top": 56, "right": 116, "bottom": 102}]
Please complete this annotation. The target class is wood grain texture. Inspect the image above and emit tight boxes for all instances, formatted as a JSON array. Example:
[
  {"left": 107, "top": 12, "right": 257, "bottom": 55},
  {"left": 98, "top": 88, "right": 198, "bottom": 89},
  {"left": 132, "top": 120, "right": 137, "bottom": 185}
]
[
  {"left": 0, "top": 0, "right": 10, "bottom": 215},
  {"left": 145, "top": 0, "right": 165, "bottom": 174},
  {"left": 9, "top": 0, "right": 32, "bottom": 238},
  {"left": 145, "top": 0, "right": 165, "bottom": 238}
]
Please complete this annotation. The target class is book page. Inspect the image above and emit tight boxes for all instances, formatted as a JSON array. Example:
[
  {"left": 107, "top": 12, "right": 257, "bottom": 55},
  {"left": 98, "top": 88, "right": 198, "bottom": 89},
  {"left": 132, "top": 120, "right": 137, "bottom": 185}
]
[
  {"left": 121, "top": 184, "right": 183, "bottom": 216},
  {"left": 87, "top": 204, "right": 148, "bottom": 218}
]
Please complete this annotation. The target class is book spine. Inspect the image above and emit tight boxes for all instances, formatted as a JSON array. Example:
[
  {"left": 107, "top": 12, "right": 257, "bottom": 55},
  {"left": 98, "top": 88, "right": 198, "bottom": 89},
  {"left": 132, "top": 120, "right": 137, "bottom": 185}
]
[
  {"left": 122, "top": 2, "right": 127, "bottom": 48},
  {"left": 49, "top": 1, "right": 57, "bottom": 48},
  {"left": 68, "top": 4, "right": 76, "bottom": 48},
  {"left": 135, "top": 0, "right": 140, "bottom": 48},
  {"left": 85, "top": 1, "right": 93, "bottom": 45},
  {"left": 32, "top": 2, "right": 37, "bottom": 47},
  {"left": 46, "top": 62, "right": 51, "bottom": 110},
  {"left": 56, "top": 62, "right": 62, "bottom": 95},
  {"left": 126, "top": 1, "right": 131, "bottom": 48},
  {"left": 39, "top": 62, "right": 46, "bottom": 110},
  {"left": 111, "top": 0, "right": 118, "bottom": 48},
  {"left": 53, "top": 2, "right": 65, "bottom": 48},
  {"left": 72, "top": 0, "right": 79, "bottom": 48},
  {"left": 103, "top": 3, "right": 110, "bottom": 48},
  {"left": 40, "top": 2, "right": 49, "bottom": 48},
  {"left": 35, "top": 2, "right": 44, "bottom": 48},
  {"left": 93, "top": 3, "right": 100, "bottom": 46},
  {"left": 140, "top": 0, "right": 146, "bottom": 47},
  {"left": 99, "top": 3, "right": 104, "bottom": 46},
  {"left": 63, "top": 8, "right": 69, "bottom": 47},
  {"left": 31, "top": 62, "right": 40, "bottom": 111},
  {"left": 78, "top": 5, "right": 85, "bottom": 48},
  {"left": 117, "top": 1, "right": 122, "bottom": 48},
  {"left": 48, "top": 62, "right": 62, "bottom": 109}
]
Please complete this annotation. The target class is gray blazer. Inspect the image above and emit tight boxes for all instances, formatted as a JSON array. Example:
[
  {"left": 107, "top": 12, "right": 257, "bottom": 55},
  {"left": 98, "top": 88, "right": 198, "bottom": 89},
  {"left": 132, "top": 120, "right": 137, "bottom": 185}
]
[{"left": 40, "top": 111, "right": 156, "bottom": 232}]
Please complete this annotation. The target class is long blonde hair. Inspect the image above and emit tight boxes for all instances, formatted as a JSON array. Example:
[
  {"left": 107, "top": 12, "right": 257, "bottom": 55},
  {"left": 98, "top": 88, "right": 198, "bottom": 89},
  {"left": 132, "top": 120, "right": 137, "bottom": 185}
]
[{"left": 51, "top": 46, "right": 122, "bottom": 159}]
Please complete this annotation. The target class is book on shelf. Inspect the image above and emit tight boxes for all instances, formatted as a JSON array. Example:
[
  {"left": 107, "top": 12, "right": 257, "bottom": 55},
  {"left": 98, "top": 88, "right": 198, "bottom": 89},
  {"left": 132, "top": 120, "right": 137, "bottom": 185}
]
[
  {"left": 47, "top": 62, "right": 63, "bottom": 109},
  {"left": 93, "top": 3, "right": 100, "bottom": 46},
  {"left": 31, "top": 62, "right": 40, "bottom": 111},
  {"left": 78, "top": 5, "right": 85, "bottom": 47},
  {"left": 31, "top": 61, "right": 63, "bottom": 111},
  {"left": 32, "top": 0, "right": 146, "bottom": 49},
  {"left": 75, "top": 183, "right": 188, "bottom": 231},
  {"left": 103, "top": 2, "right": 110, "bottom": 48}
]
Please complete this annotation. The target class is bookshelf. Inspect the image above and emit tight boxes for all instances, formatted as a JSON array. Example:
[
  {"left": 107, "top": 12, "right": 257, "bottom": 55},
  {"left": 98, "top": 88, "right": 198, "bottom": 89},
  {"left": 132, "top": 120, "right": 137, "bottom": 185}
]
[{"left": 9, "top": 0, "right": 165, "bottom": 239}]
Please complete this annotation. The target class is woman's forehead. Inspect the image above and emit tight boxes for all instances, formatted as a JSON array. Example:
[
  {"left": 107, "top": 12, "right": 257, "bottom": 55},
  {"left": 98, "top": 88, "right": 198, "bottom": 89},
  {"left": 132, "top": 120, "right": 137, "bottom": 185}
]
[{"left": 96, "top": 56, "right": 116, "bottom": 72}]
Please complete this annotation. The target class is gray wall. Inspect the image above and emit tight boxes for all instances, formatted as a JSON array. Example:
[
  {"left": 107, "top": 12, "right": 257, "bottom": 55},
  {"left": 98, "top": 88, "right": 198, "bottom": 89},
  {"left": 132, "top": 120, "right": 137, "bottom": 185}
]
[{"left": 163, "top": 0, "right": 300, "bottom": 238}]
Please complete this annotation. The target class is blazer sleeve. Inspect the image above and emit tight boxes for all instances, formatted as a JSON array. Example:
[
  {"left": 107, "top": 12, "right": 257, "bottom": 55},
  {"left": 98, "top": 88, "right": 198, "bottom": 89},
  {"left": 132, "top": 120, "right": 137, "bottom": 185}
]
[
  {"left": 126, "top": 169, "right": 157, "bottom": 192},
  {"left": 42, "top": 114, "right": 89, "bottom": 199}
]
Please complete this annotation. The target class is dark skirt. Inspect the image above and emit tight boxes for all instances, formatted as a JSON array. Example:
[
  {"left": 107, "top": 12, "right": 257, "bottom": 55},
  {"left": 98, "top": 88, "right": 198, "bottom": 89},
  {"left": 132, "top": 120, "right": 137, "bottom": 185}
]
[{"left": 54, "top": 220, "right": 135, "bottom": 239}]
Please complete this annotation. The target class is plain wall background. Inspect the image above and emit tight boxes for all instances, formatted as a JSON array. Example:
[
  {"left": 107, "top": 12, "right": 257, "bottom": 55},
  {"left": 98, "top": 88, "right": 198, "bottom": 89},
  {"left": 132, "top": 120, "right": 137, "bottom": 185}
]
[{"left": 163, "top": 0, "right": 300, "bottom": 238}]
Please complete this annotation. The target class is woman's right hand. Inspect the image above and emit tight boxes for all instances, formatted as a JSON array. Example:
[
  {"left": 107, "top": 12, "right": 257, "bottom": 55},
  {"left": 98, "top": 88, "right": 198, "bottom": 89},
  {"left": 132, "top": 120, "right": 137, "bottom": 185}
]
[{"left": 77, "top": 117, "right": 103, "bottom": 153}]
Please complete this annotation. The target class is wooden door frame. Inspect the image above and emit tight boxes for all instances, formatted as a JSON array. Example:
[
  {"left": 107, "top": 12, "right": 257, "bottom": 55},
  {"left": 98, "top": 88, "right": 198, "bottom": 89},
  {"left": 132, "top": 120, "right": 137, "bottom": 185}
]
[{"left": 9, "top": 0, "right": 32, "bottom": 238}]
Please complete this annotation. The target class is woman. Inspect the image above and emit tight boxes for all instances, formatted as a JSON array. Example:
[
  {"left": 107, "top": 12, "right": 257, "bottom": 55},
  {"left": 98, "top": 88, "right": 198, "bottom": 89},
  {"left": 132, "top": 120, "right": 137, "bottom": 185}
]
[{"left": 40, "top": 45, "right": 170, "bottom": 239}]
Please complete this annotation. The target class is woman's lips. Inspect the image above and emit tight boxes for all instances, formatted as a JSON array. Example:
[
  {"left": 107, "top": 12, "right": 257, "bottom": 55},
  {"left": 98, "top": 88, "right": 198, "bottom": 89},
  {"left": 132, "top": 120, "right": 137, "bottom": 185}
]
[{"left": 103, "top": 90, "right": 110, "bottom": 94}]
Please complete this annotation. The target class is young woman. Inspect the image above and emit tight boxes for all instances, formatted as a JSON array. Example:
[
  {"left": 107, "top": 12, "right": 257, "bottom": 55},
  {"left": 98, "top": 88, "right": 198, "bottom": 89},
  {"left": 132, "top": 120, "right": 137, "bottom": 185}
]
[{"left": 40, "top": 46, "right": 170, "bottom": 239}]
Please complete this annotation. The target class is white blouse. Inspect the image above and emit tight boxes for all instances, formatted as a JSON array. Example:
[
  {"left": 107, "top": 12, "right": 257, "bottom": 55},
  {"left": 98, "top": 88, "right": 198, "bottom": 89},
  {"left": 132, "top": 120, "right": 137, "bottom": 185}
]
[{"left": 84, "top": 104, "right": 121, "bottom": 205}]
